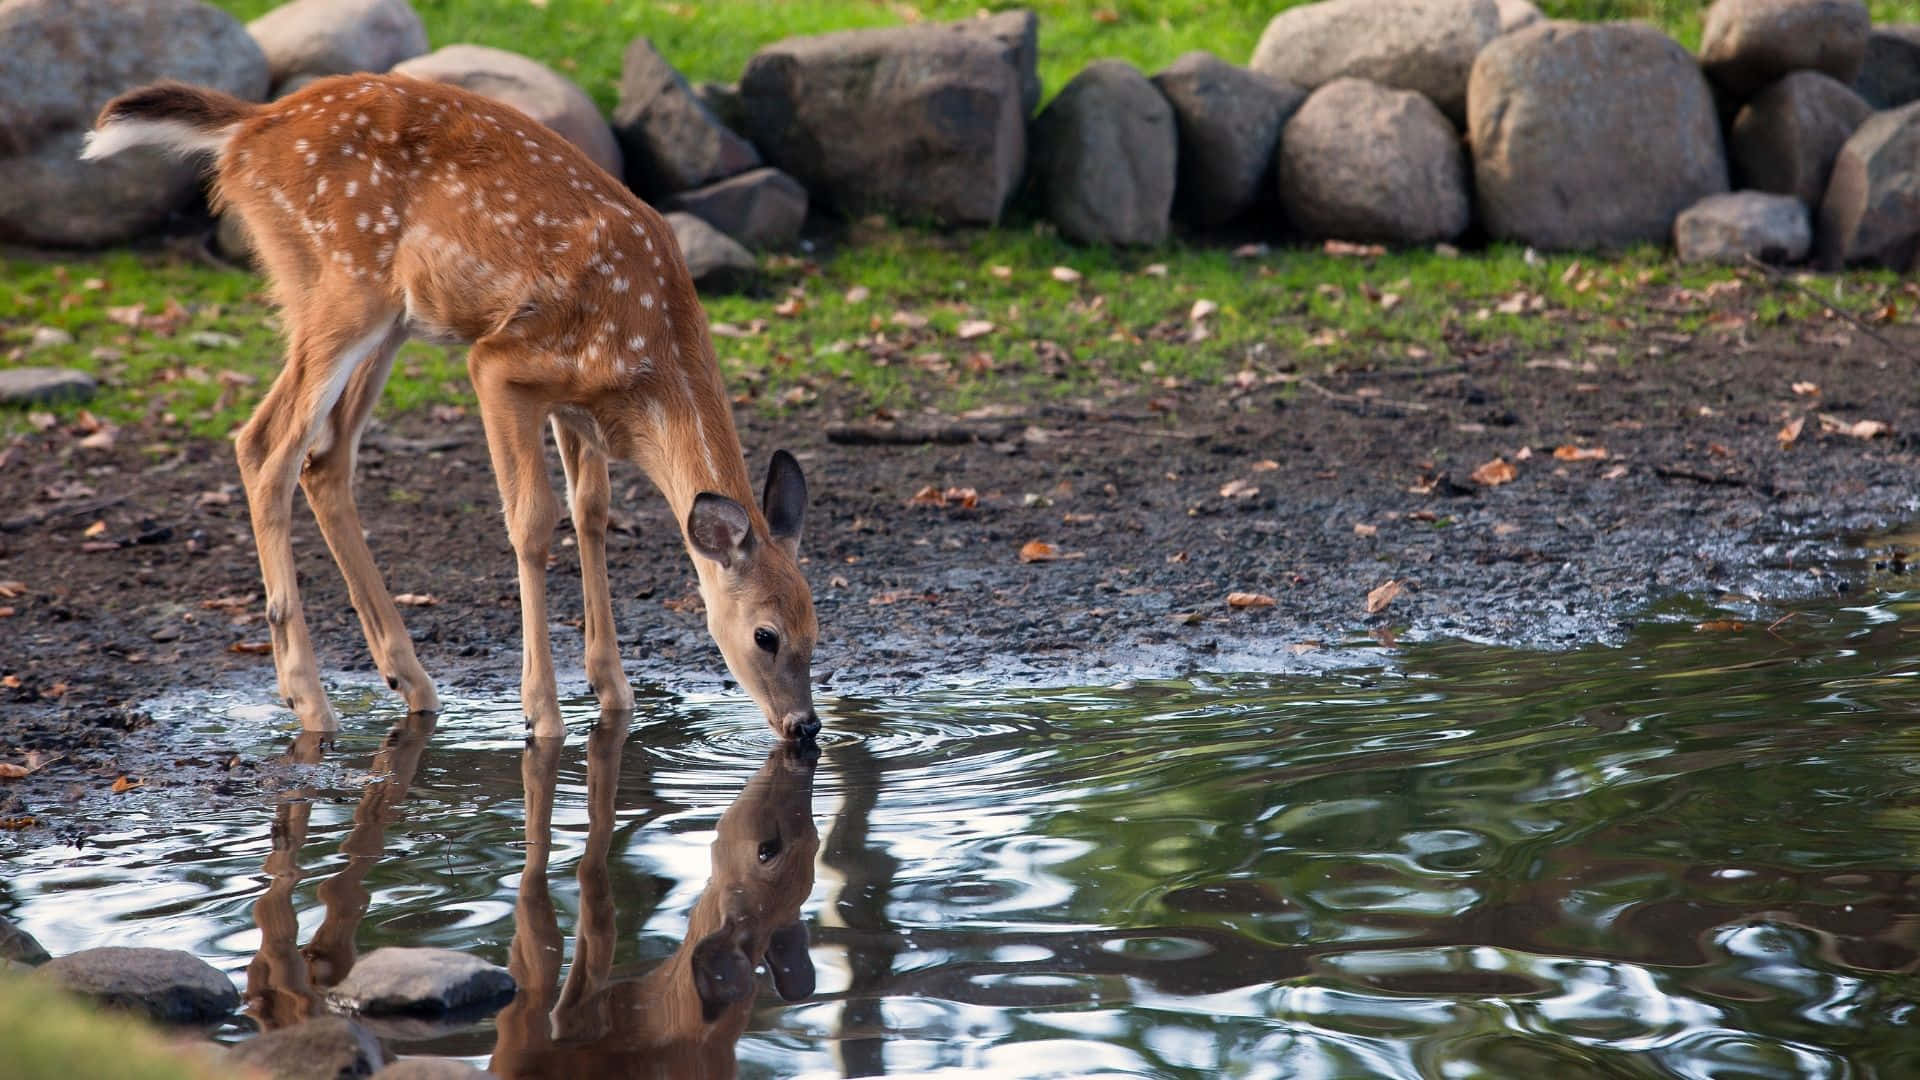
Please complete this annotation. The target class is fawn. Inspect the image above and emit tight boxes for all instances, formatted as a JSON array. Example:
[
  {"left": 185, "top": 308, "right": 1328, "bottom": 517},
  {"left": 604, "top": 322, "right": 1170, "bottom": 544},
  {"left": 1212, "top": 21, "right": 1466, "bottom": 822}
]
[{"left": 83, "top": 75, "right": 819, "bottom": 740}]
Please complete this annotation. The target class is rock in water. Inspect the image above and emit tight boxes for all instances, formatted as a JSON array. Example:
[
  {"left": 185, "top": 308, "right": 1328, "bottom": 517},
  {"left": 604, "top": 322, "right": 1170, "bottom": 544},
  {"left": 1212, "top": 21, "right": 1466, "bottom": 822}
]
[
  {"left": 327, "top": 947, "right": 515, "bottom": 1016},
  {"left": 228, "top": 1016, "right": 386, "bottom": 1080},
  {"left": 35, "top": 946, "right": 240, "bottom": 1023}
]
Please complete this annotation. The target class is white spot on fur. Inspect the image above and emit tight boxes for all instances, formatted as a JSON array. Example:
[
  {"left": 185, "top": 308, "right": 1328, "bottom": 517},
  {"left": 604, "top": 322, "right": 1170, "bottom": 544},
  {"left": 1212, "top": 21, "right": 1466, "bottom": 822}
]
[
  {"left": 610, "top": 277, "right": 628, "bottom": 293},
  {"left": 345, "top": 180, "right": 359, "bottom": 197}
]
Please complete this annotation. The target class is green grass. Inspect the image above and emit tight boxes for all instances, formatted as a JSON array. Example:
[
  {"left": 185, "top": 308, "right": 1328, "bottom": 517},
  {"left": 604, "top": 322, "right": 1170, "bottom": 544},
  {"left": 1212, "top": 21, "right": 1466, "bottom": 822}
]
[
  {"left": 7, "top": 234, "right": 1903, "bottom": 437},
  {"left": 0, "top": 975, "right": 233, "bottom": 1080}
]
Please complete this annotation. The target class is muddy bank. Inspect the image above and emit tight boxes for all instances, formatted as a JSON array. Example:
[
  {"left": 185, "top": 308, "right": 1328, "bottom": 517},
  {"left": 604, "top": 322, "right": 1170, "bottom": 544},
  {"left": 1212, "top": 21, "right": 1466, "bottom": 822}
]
[{"left": 2, "top": 320, "right": 1917, "bottom": 836}]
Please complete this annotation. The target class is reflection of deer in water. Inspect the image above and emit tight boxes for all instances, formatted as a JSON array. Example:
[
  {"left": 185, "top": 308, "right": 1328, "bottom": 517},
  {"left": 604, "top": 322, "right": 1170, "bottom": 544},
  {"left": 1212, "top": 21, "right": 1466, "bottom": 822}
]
[
  {"left": 246, "top": 713, "right": 438, "bottom": 1029},
  {"left": 493, "top": 712, "right": 818, "bottom": 1080}
]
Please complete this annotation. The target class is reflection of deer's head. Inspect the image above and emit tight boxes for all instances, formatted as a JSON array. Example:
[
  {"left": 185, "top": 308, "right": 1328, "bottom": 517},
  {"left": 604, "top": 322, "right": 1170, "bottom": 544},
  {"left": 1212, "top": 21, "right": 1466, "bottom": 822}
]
[
  {"left": 684, "top": 738, "right": 821, "bottom": 1023},
  {"left": 492, "top": 728, "right": 820, "bottom": 1079}
]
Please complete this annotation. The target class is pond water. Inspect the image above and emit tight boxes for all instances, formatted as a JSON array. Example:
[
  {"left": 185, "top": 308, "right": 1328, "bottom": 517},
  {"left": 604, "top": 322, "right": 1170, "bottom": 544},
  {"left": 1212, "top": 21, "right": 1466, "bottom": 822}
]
[{"left": 4, "top": 585, "right": 1919, "bottom": 1078}]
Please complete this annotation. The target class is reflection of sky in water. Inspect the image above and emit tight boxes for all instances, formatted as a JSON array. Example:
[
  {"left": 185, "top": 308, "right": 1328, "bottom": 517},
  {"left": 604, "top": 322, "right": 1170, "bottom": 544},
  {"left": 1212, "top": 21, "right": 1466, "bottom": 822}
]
[{"left": 2, "top": 592, "right": 1918, "bottom": 1077}]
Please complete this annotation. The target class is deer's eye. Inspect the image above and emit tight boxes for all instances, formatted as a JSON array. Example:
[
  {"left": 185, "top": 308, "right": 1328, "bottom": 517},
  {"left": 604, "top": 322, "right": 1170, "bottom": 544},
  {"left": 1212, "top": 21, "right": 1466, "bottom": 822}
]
[
  {"left": 758, "top": 837, "right": 781, "bottom": 863},
  {"left": 754, "top": 628, "right": 779, "bottom": 655}
]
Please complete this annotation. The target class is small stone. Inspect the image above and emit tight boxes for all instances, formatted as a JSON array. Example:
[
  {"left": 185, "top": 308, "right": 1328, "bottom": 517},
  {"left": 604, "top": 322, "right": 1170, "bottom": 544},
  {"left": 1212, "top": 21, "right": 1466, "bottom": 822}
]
[
  {"left": 327, "top": 947, "right": 515, "bottom": 1017},
  {"left": 29, "top": 326, "right": 74, "bottom": 351},
  {"left": 666, "top": 211, "right": 756, "bottom": 288},
  {"left": 228, "top": 1016, "right": 385, "bottom": 1080},
  {"left": 0, "top": 366, "right": 97, "bottom": 406},
  {"left": 1674, "top": 190, "right": 1811, "bottom": 263},
  {"left": 664, "top": 167, "right": 808, "bottom": 251},
  {"left": 0, "top": 916, "right": 50, "bottom": 967},
  {"left": 35, "top": 946, "right": 240, "bottom": 1023}
]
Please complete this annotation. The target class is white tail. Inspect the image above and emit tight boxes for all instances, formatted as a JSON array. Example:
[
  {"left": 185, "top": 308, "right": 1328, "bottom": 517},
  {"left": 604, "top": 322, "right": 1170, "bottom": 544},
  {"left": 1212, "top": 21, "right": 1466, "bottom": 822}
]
[{"left": 80, "top": 118, "right": 238, "bottom": 161}]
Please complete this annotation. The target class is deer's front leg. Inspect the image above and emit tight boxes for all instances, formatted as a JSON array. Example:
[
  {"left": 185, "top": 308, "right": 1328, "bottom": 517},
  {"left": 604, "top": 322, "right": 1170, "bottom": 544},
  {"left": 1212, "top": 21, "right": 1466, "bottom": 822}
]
[
  {"left": 473, "top": 360, "right": 564, "bottom": 738},
  {"left": 552, "top": 419, "right": 631, "bottom": 714}
]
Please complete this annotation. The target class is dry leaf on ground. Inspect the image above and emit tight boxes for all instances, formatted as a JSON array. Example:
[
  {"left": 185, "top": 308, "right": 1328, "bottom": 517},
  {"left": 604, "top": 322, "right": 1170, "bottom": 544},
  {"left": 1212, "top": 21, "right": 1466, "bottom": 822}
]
[
  {"left": 956, "top": 320, "right": 995, "bottom": 340},
  {"left": 1470, "top": 458, "right": 1517, "bottom": 486},
  {"left": 1818, "top": 415, "right": 1889, "bottom": 440},
  {"left": 0, "top": 763, "right": 29, "bottom": 780},
  {"left": 229, "top": 641, "right": 272, "bottom": 655},
  {"left": 111, "top": 775, "right": 143, "bottom": 794},
  {"left": 1695, "top": 620, "right": 1747, "bottom": 633},
  {"left": 1778, "top": 416, "right": 1805, "bottom": 447},
  {"left": 0, "top": 581, "right": 25, "bottom": 599},
  {"left": 1219, "top": 478, "right": 1260, "bottom": 499},
  {"left": 82, "top": 520, "right": 107, "bottom": 538},
  {"left": 844, "top": 285, "right": 870, "bottom": 303},
  {"left": 1227, "top": 592, "right": 1276, "bottom": 609},
  {"left": 1250, "top": 459, "right": 1279, "bottom": 472},
  {"left": 1050, "top": 266, "right": 1082, "bottom": 284},
  {"left": 394, "top": 593, "right": 440, "bottom": 606},
  {"left": 1019, "top": 540, "right": 1060, "bottom": 563},
  {"left": 1791, "top": 381, "right": 1819, "bottom": 396},
  {"left": 1190, "top": 299, "right": 1218, "bottom": 322},
  {"left": 1354, "top": 523, "right": 1379, "bottom": 537},
  {"left": 1553, "top": 445, "right": 1609, "bottom": 461},
  {"left": 1365, "top": 579, "right": 1404, "bottom": 614}
]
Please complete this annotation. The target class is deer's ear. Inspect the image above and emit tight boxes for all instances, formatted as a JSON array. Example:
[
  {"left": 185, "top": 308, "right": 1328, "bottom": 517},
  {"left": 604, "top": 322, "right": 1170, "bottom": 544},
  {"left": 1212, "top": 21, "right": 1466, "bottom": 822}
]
[
  {"left": 764, "top": 921, "right": 814, "bottom": 1001},
  {"left": 687, "top": 492, "right": 755, "bottom": 569},
  {"left": 689, "top": 929, "right": 754, "bottom": 1022},
  {"left": 762, "top": 450, "right": 807, "bottom": 556}
]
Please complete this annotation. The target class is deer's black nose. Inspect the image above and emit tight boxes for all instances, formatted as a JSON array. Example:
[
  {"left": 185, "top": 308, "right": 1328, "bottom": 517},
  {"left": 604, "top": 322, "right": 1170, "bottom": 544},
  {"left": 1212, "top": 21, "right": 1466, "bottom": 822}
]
[{"left": 782, "top": 710, "right": 820, "bottom": 741}]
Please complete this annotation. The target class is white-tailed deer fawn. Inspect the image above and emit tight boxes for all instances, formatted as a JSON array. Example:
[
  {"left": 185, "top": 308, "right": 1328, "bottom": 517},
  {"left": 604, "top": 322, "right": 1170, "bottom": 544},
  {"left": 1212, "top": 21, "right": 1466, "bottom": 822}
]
[{"left": 82, "top": 75, "right": 819, "bottom": 740}]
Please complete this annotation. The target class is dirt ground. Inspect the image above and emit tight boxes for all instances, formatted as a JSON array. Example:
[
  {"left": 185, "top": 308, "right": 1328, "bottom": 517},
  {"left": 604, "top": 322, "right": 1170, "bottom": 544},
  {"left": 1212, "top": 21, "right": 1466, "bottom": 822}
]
[{"left": 2, "top": 316, "right": 1917, "bottom": 837}]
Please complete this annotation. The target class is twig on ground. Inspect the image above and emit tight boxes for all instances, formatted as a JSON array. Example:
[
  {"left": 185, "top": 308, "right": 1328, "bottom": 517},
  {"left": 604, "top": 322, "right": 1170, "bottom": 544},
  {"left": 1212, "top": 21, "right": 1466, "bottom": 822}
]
[
  {"left": 1297, "top": 377, "right": 1433, "bottom": 413},
  {"left": 0, "top": 495, "right": 129, "bottom": 533},
  {"left": 1742, "top": 255, "right": 1917, "bottom": 360}
]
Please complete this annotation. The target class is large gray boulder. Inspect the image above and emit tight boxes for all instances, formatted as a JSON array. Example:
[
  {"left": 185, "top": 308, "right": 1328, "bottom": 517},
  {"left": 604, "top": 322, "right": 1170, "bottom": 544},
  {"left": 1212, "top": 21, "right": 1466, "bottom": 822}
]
[
  {"left": 1468, "top": 21, "right": 1729, "bottom": 251},
  {"left": 1674, "top": 190, "right": 1811, "bottom": 263},
  {"left": 613, "top": 36, "right": 760, "bottom": 199},
  {"left": 665, "top": 167, "right": 807, "bottom": 251},
  {"left": 327, "top": 947, "right": 515, "bottom": 1016},
  {"left": 1817, "top": 102, "right": 1920, "bottom": 269},
  {"left": 1250, "top": 0, "right": 1501, "bottom": 124},
  {"left": 391, "top": 45, "right": 622, "bottom": 178},
  {"left": 1031, "top": 60, "right": 1176, "bottom": 247},
  {"left": 1854, "top": 26, "right": 1920, "bottom": 110},
  {"left": 1278, "top": 77, "right": 1470, "bottom": 245},
  {"left": 247, "top": 0, "right": 427, "bottom": 97},
  {"left": 228, "top": 1017, "right": 386, "bottom": 1080},
  {"left": 739, "top": 27, "right": 1026, "bottom": 224},
  {"left": 668, "top": 211, "right": 754, "bottom": 286},
  {"left": 1152, "top": 51, "right": 1306, "bottom": 226},
  {"left": 0, "top": 0, "right": 269, "bottom": 248},
  {"left": 1729, "top": 71, "right": 1871, "bottom": 207},
  {"left": 35, "top": 946, "right": 240, "bottom": 1023},
  {"left": 1699, "top": 0, "right": 1872, "bottom": 99},
  {"left": 947, "top": 8, "right": 1041, "bottom": 117}
]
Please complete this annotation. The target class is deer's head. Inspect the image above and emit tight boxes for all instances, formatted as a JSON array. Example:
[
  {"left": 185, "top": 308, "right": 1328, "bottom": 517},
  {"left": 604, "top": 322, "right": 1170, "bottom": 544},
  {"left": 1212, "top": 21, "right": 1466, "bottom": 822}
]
[{"left": 686, "top": 450, "right": 819, "bottom": 740}]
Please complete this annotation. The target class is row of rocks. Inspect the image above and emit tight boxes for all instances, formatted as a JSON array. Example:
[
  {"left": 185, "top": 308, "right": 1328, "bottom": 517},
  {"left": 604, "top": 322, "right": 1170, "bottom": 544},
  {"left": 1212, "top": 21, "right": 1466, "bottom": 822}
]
[
  {"left": 7, "top": 929, "right": 507, "bottom": 1079},
  {"left": 6, "top": 0, "right": 1918, "bottom": 272}
]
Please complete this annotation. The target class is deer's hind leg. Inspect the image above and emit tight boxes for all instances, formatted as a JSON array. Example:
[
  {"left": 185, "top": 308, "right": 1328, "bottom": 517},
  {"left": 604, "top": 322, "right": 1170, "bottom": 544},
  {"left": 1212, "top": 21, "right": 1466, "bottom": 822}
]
[
  {"left": 297, "top": 323, "right": 441, "bottom": 716},
  {"left": 552, "top": 413, "right": 631, "bottom": 713},
  {"left": 235, "top": 296, "right": 404, "bottom": 731}
]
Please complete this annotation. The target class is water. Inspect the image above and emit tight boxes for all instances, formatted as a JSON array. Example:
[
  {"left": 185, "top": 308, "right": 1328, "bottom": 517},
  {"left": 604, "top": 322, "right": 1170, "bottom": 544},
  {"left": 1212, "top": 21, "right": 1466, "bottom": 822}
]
[{"left": 4, "top": 588, "right": 1919, "bottom": 1078}]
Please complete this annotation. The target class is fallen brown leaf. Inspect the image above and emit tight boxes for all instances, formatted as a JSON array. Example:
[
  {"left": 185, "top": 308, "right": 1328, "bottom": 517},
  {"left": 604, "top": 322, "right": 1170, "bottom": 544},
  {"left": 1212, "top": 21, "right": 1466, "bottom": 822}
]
[
  {"left": 773, "top": 296, "right": 805, "bottom": 317},
  {"left": 1553, "top": 445, "right": 1609, "bottom": 461},
  {"left": 393, "top": 593, "right": 440, "bottom": 606},
  {"left": 1600, "top": 464, "right": 1629, "bottom": 480},
  {"left": 1365, "top": 579, "right": 1404, "bottom": 614},
  {"left": 229, "top": 641, "right": 272, "bottom": 655},
  {"left": 1, "top": 675, "right": 20, "bottom": 689},
  {"left": 1290, "top": 641, "right": 1322, "bottom": 655},
  {"left": 0, "top": 763, "right": 29, "bottom": 780},
  {"left": 1227, "top": 591, "right": 1276, "bottom": 609},
  {"left": 1189, "top": 299, "right": 1218, "bottom": 322},
  {"left": 1250, "top": 459, "right": 1279, "bottom": 472},
  {"left": 1353, "top": 523, "right": 1379, "bottom": 537},
  {"left": 1019, "top": 540, "right": 1060, "bottom": 563},
  {"left": 82, "top": 520, "right": 108, "bottom": 538},
  {"left": 110, "top": 774, "right": 143, "bottom": 794},
  {"left": 1219, "top": 478, "right": 1260, "bottom": 499},
  {"left": 1694, "top": 620, "right": 1746, "bottom": 633},
  {"left": 1791, "top": 381, "right": 1819, "bottom": 397},
  {"left": 1817, "top": 415, "right": 1889, "bottom": 440},
  {"left": 1049, "top": 266, "right": 1082, "bottom": 284},
  {"left": 0, "top": 581, "right": 24, "bottom": 599},
  {"left": 1470, "top": 457, "right": 1517, "bottom": 487},
  {"left": 1777, "top": 416, "right": 1805, "bottom": 448},
  {"left": 956, "top": 319, "right": 995, "bottom": 340},
  {"left": 0, "top": 817, "right": 36, "bottom": 830}
]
